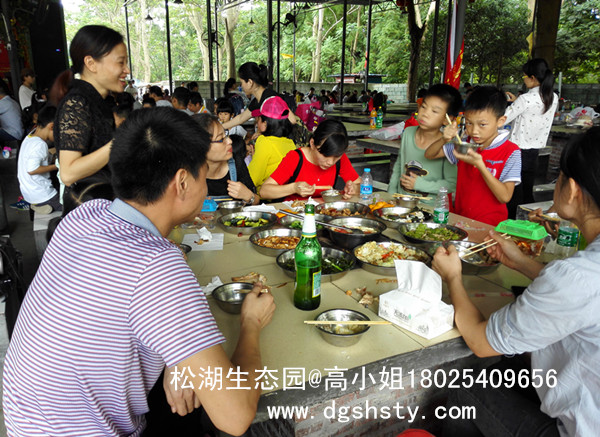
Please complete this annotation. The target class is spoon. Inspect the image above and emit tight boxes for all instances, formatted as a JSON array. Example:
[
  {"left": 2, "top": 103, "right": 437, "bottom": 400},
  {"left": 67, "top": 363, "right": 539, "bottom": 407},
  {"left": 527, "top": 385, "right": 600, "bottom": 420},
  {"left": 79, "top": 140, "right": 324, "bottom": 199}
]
[{"left": 278, "top": 210, "right": 361, "bottom": 234}]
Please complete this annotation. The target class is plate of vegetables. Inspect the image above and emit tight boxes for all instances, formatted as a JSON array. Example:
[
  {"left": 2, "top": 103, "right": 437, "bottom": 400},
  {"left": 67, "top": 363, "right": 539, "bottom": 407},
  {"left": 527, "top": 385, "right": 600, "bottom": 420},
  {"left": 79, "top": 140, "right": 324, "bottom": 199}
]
[
  {"left": 218, "top": 212, "right": 278, "bottom": 235},
  {"left": 398, "top": 222, "right": 467, "bottom": 244},
  {"left": 353, "top": 241, "right": 431, "bottom": 276},
  {"left": 276, "top": 247, "right": 355, "bottom": 280}
]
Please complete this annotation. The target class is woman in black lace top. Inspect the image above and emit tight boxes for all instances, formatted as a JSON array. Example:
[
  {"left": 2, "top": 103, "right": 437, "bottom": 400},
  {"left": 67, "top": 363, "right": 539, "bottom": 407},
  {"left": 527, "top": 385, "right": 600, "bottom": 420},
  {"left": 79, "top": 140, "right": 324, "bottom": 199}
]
[{"left": 50, "top": 25, "right": 130, "bottom": 194}]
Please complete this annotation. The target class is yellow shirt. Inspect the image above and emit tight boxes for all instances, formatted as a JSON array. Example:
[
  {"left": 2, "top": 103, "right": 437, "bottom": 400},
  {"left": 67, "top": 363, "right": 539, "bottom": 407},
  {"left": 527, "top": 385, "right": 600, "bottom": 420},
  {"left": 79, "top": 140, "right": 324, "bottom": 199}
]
[{"left": 248, "top": 135, "right": 296, "bottom": 190}]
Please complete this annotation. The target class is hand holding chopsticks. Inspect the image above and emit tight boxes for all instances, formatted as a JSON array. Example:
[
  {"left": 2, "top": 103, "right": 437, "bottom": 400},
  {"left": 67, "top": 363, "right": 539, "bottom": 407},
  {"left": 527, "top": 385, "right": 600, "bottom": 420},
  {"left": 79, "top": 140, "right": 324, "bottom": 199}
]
[
  {"left": 459, "top": 233, "right": 511, "bottom": 259},
  {"left": 445, "top": 114, "right": 463, "bottom": 144}
]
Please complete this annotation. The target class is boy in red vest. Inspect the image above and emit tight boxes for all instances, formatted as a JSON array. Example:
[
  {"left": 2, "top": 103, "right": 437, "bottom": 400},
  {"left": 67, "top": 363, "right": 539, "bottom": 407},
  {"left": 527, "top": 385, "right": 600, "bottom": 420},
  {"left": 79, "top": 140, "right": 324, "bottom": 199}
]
[{"left": 425, "top": 86, "right": 521, "bottom": 225}]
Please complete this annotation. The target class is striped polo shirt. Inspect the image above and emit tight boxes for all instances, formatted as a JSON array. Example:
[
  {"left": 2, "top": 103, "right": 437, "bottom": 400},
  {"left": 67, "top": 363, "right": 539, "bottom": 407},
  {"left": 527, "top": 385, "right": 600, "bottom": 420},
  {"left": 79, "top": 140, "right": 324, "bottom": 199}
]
[{"left": 3, "top": 199, "right": 225, "bottom": 436}]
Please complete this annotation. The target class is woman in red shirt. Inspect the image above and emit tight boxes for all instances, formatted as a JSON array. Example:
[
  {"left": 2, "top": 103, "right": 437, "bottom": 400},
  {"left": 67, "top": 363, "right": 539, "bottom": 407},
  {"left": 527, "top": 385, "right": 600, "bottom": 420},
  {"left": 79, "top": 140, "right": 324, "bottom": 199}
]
[{"left": 259, "top": 120, "right": 361, "bottom": 201}]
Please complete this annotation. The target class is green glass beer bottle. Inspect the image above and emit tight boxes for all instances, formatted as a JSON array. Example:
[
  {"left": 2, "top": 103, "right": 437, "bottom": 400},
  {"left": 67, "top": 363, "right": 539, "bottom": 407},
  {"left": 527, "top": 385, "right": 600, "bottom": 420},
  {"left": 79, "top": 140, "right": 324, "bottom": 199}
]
[{"left": 293, "top": 204, "right": 322, "bottom": 310}]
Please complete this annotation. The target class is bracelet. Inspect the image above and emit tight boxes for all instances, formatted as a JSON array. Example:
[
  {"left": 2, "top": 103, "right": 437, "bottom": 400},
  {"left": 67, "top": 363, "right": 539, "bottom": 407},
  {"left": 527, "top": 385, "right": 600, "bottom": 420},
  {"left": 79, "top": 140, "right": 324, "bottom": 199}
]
[{"left": 248, "top": 194, "right": 255, "bottom": 205}]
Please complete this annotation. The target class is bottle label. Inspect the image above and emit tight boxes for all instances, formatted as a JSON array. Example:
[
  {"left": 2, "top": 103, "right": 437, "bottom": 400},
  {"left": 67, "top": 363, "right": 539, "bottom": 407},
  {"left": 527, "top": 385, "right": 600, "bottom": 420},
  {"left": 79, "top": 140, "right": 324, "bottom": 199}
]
[
  {"left": 312, "top": 271, "right": 321, "bottom": 298},
  {"left": 360, "top": 184, "right": 373, "bottom": 195},
  {"left": 557, "top": 227, "right": 578, "bottom": 248},
  {"left": 433, "top": 208, "right": 449, "bottom": 224}
]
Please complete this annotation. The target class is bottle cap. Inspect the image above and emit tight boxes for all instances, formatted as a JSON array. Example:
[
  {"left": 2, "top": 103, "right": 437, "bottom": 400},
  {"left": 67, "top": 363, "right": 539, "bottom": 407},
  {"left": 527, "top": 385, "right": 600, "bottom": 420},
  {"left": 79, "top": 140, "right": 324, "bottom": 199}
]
[{"left": 365, "top": 168, "right": 371, "bottom": 172}]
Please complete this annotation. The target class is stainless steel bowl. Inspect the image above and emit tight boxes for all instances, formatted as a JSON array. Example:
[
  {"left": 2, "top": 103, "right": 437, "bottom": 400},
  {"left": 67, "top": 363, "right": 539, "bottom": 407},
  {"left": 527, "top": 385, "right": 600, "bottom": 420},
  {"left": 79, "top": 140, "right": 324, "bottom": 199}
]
[
  {"left": 278, "top": 213, "right": 331, "bottom": 237},
  {"left": 373, "top": 206, "right": 412, "bottom": 228},
  {"left": 449, "top": 240, "right": 500, "bottom": 275},
  {"left": 212, "top": 282, "right": 253, "bottom": 314},
  {"left": 316, "top": 201, "right": 370, "bottom": 217},
  {"left": 398, "top": 222, "right": 468, "bottom": 245},
  {"left": 217, "top": 200, "right": 245, "bottom": 215},
  {"left": 394, "top": 196, "right": 419, "bottom": 208},
  {"left": 314, "top": 309, "right": 370, "bottom": 347},
  {"left": 453, "top": 138, "right": 480, "bottom": 155},
  {"left": 321, "top": 189, "right": 342, "bottom": 203},
  {"left": 276, "top": 247, "right": 356, "bottom": 280},
  {"left": 249, "top": 228, "right": 302, "bottom": 257},
  {"left": 218, "top": 211, "right": 278, "bottom": 235},
  {"left": 327, "top": 217, "right": 387, "bottom": 249},
  {"left": 353, "top": 241, "right": 431, "bottom": 276}
]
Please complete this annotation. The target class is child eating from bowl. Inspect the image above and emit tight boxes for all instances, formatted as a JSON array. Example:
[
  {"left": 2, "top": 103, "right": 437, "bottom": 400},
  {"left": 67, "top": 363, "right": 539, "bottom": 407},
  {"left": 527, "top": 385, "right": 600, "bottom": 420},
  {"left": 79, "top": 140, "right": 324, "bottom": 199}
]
[{"left": 425, "top": 86, "right": 521, "bottom": 225}]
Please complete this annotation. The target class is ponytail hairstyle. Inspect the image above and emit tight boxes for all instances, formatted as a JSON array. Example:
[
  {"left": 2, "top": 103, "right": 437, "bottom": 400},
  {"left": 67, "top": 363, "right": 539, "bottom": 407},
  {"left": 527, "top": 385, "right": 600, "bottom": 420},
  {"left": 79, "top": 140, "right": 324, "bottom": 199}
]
[
  {"left": 238, "top": 62, "right": 269, "bottom": 89},
  {"left": 522, "top": 58, "right": 555, "bottom": 114},
  {"left": 311, "top": 119, "right": 349, "bottom": 157},
  {"left": 223, "top": 77, "right": 236, "bottom": 97},
  {"left": 49, "top": 25, "right": 124, "bottom": 105},
  {"left": 559, "top": 126, "right": 600, "bottom": 212}
]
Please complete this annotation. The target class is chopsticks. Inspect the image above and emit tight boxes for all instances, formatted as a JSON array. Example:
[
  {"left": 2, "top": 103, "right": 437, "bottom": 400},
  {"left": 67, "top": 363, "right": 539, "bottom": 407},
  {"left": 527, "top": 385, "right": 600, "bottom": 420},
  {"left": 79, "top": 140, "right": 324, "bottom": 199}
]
[
  {"left": 520, "top": 206, "right": 560, "bottom": 222},
  {"left": 459, "top": 233, "right": 511, "bottom": 258},
  {"left": 445, "top": 114, "right": 463, "bottom": 144},
  {"left": 392, "top": 193, "right": 431, "bottom": 200},
  {"left": 304, "top": 320, "right": 392, "bottom": 326},
  {"left": 315, "top": 185, "right": 333, "bottom": 190}
]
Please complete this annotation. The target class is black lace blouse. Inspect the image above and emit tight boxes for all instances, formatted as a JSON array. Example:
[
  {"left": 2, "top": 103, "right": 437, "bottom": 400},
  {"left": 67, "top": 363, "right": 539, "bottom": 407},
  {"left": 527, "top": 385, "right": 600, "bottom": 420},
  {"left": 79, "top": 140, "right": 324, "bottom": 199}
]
[{"left": 55, "top": 79, "right": 115, "bottom": 158}]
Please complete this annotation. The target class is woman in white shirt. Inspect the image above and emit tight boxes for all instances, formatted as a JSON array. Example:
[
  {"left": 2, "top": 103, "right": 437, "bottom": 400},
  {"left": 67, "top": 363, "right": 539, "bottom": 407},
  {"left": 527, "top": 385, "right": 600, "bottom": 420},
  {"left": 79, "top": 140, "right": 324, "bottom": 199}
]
[{"left": 505, "top": 58, "right": 558, "bottom": 211}]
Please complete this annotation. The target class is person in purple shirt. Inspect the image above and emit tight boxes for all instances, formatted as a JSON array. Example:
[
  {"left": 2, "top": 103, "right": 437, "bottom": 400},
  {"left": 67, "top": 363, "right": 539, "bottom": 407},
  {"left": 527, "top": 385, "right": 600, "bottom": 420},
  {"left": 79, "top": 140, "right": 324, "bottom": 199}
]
[{"left": 3, "top": 107, "right": 276, "bottom": 437}]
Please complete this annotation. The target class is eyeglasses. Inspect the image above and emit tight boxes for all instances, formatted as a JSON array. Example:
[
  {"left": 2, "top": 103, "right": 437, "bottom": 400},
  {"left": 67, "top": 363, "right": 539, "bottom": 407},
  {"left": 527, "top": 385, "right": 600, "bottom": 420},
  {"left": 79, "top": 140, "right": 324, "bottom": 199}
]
[{"left": 211, "top": 130, "right": 230, "bottom": 143}]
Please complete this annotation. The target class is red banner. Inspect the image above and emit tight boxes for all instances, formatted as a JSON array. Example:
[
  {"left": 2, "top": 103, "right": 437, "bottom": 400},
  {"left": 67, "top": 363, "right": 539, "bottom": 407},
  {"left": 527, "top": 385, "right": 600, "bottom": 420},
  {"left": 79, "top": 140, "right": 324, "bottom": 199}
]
[{"left": 443, "top": 0, "right": 466, "bottom": 89}]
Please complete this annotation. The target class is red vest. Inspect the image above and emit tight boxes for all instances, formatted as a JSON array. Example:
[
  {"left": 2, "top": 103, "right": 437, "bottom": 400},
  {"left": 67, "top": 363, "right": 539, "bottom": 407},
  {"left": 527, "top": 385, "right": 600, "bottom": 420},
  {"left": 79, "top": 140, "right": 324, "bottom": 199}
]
[{"left": 454, "top": 139, "right": 519, "bottom": 226}]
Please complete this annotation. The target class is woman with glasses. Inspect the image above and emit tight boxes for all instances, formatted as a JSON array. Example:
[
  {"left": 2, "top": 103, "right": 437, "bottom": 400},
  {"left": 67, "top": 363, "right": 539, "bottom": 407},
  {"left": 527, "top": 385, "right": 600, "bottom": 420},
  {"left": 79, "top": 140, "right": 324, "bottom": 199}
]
[
  {"left": 192, "top": 113, "right": 260, "bottom": 205},
  {"left": 504, "top": 59, "right": 558, "bottom": 215},
  {"left": 259, "top": 119, "right": 361, "bottom": 201}
]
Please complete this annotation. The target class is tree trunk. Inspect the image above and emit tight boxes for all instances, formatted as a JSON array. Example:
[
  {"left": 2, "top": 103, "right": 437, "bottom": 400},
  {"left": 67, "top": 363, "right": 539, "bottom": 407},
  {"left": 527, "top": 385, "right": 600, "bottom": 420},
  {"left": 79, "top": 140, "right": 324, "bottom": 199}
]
[
  {"left": 351, "top": 7, "right": 362, "bottom": 72},
  {"left": 224, "top": 8, "right": 239, "bottom": 80},
  {"left": 311, "top": 9, "right": 324, "bottom": 82},
  {"left": 406, "top": 1, "right": 432, "bottom": 101},
  {"left": 188, "top": 6, "right": 210, "bottom": 80},
  {"left": 139, "top": 0, "right": 152, "bottom": 83}
]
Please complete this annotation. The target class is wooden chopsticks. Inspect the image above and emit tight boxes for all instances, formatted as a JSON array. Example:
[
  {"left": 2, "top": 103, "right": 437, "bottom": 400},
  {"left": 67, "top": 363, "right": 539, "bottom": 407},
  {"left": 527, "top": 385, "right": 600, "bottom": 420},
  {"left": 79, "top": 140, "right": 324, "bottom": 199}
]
[
  {"left": 520, "top": 206, "right": 560, "bottom": 223},
  {"left": 304, "top": 320, "right": 391, "bottom": 326},
  {"left": 459, "top": 233, "right": 511, "bottom": 258},
  {"left": 445, "top": 114, "right": 463, "bottom": 144},
  {"left": 315, "top": 185, "right": 333, "bottom": 190}
]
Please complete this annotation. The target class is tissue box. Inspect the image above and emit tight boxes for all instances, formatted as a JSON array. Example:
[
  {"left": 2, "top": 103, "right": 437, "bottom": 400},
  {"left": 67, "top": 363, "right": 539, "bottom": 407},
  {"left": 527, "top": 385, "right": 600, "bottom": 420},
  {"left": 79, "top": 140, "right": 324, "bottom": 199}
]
[{"left": 378, "top": 289, "right": 455, "bottom": 339}]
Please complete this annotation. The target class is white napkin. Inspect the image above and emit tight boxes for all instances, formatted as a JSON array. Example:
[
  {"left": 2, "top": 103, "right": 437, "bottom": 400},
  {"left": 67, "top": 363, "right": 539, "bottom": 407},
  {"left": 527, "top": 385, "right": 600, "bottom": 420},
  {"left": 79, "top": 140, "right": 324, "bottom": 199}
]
[
  {"left": 394, "top": 259, "right": 442, "bottom": 303},
  {"left": 182, "top": 232, "right": 224, "bottom": 251},
  {"left": 197, "top": 227, "right": 212, "bottom": 242},
  {"left": 201, "top": 276, "right": 223, "bottom": 296},
  {"left": 243, "top": 203, "right": 278, "bottom": 213}
]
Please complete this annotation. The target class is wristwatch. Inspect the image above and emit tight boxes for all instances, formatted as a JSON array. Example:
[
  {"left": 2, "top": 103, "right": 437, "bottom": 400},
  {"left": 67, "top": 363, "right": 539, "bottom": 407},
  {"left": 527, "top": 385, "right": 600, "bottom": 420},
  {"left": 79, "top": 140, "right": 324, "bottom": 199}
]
[{"left": 247, "top": 194, "right": 255, "bottom": 205}]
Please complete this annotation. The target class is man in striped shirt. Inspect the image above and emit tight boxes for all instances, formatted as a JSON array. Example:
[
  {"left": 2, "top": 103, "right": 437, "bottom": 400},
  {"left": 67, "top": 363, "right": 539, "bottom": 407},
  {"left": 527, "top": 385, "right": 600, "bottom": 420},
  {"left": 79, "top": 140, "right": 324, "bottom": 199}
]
[{"left": 3, "top": 108, "right": 276, "bottom": 436}]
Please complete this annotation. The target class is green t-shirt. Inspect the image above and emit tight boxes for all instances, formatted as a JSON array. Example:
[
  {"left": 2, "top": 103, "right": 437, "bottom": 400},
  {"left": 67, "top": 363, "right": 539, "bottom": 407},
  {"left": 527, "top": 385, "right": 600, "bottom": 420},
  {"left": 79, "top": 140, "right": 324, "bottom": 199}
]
[{"left": 387, "top": 126, "right": 457, "bottom": 204}]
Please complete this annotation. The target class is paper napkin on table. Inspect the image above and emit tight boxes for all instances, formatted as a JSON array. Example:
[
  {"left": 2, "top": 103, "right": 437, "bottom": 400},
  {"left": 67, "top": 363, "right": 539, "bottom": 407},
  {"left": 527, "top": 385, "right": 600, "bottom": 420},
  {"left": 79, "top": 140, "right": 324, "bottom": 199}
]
[
  {"left": 201, "top": 276, "right": 223, "bottom": 296},
  {"left": 378, "top": 260, "right": 454, "bottom": 339},
  {"left": 182, "top": 231, "right": 224, "bottom": 251},
  {"left": 243, "top": 204, "right": 278, "bottom": 213}
]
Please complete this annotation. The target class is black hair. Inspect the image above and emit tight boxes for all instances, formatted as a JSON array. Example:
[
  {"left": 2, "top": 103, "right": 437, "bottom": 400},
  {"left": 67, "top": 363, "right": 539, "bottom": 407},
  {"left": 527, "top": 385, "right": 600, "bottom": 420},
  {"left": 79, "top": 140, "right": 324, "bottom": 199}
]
[
  {"left": 424, "top": 84, "right": 463, "bottom": 116},
  {"left": 229, "top": 134, "right": 246, "bottom": 160},
  {"left": 217, "top": 99, "right": 234, "bottom": 114},
  {"left": 110, "top": 107, "right": 209, "bottom": 204},
  {"left": 559, "top": 126, "right": 600, "bottom": 210},
  {"left": 373, "top": 92, "right": 385, "bottom": 109},
  {"left": 416, "top": 88, "right": 428, "bottom": 99},
  {"left": 189, "top": 91, "right": 203, "bottom": 106},
  {"left": 172, "top": 86, "right": 191, "bottom": 107},
  {"left": 36, "top": 105, "right": 57, "bottom": 127},
  {"left": 0, "top": 79, "right": 9, "bottom": 96},
  {"left": 522, "top": 58, "right": 555, "bottom": 113},
  {"left": 224, "top": 77, "right": 237, "bottom": 96},
  {"left": 149, "top": 85, "right": 163, "bottom": 97},
  {"left": 69, "top": 25, "right": 123, "bottom": 75},
  {"left": 238, "top": 62, "right": 269, "bottom": 88},
  {"left": 311, "top": 119, "right": 348, "bottom": 157},
  {"left": 260, "top": 115, "right": 293, "bottom": 138},
  {"left": 191, "top": 112, "right": 219, "bottom": 135},
  {"left": 464, "top": 86, "right": 507, "bottom": 118},
  {"left": 142, "top": 96, "right": 156, "bottom": 107},
  {"left": 187, "top": 81, "right": 198, "bottom": 91},
  {"left": 113, "top": 92, "right": 134, "bottom": 119}
]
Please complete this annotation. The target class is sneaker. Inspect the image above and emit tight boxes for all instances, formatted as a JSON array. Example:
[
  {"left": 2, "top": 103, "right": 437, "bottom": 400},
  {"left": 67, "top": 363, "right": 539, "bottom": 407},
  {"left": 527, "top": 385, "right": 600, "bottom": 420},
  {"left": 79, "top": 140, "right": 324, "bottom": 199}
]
[
  {"left": 31, "top": 204, "right": 53, "bottom": 215},
  {"left": 9, "top": 197, "right": 30, "bottom": 211}
]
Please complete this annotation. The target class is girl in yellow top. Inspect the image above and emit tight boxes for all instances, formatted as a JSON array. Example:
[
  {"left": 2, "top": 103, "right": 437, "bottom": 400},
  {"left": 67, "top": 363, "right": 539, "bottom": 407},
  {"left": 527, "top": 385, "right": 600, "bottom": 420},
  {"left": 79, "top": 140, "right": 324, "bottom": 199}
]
[{"left": 248, "top": 96, "right": 296, "bottom": 190}]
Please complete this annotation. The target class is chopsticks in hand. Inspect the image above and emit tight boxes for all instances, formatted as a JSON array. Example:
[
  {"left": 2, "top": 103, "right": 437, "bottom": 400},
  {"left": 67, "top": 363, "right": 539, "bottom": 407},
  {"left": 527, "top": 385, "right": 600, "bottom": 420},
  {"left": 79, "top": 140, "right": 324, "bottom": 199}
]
[
  {"left": 459, "top": 233, "right": 511, "bottom": 259},
  {"left": 445, "top": 114, "right": 463, "bottom": 144}
]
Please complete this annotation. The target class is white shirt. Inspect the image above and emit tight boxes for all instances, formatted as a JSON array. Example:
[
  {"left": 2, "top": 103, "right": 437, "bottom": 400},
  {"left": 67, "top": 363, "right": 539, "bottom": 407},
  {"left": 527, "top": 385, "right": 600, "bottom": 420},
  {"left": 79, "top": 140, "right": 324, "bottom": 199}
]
[
  {"left": 229, "top": 125, "right": 247, "bottom": 138},
  {"left": 504, "top": 86, "right": 558, "bottom": 150},
  {"left": 155, "top": 99, "right": 172, "bottom": 107},
  {"left": 18, "top": 84, "right": 35, "bottom": 110},
  {"left": 17, "top": 133, "right": 57, "bottom": 204}
]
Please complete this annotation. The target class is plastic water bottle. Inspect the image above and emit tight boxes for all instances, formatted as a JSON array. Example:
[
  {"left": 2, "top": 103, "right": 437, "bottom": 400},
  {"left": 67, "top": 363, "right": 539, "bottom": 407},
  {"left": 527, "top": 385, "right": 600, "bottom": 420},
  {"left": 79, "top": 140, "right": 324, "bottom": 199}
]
[
  {"left": 360, "top": 168, "right": 373, "bottom": 204},
  {"left": 376, "top": 107, "right": 383, "bottom": 128},
  {"left": 556, "top": 220, "right": 579, "bottom": 258},
  {"left": 370, "top": 108, "right": 377, "bottom": 129},
  {"left": 433, "top": 187, "right": 449, "bottom": 224}
]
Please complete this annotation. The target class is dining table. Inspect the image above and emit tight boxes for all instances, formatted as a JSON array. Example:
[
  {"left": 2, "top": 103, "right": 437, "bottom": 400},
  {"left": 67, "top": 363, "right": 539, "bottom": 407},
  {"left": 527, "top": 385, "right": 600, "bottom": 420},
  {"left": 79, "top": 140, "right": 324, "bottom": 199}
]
[{"left": 177, "top": 194, "right": 530, "bottom": 436}]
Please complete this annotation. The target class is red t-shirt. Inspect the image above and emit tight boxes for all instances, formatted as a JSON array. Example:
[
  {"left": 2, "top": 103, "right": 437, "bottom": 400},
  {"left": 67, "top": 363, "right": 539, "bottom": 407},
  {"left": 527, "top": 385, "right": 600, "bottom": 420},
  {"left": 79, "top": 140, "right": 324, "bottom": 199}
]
[{"left": 270, "top": 148, "right": 359, "bottom": 201}]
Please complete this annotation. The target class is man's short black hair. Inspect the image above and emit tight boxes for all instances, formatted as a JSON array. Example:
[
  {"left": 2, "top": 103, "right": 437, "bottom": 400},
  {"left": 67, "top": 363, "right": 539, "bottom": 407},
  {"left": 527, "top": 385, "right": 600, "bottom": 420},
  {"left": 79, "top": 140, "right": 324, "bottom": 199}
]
[
  {"left": 36, "top": 105, "right": 57, "bottom": 127},
  {"left": 424, "top": 84, "right": 463, "bottom": 117},
  {"left": 110, "top": 107, "right": 209, "bottom": 205},
  {"left": 187, "top": 81, "right": 198, "bottom": 91},
  {"left": 464, "top": 86, "right": 507, "bottom": 118},
  {"left": 149, "top": 85, "right": 163, "bottom": 97},
  {"left": 142, "top": 96, "right": 156, "bottom": 107},
  {"left": 172, "top": 86, "right": 191, "bottom": 107},
  {"left": 189, "top": 91, "right": 203, "bottom": 106}
]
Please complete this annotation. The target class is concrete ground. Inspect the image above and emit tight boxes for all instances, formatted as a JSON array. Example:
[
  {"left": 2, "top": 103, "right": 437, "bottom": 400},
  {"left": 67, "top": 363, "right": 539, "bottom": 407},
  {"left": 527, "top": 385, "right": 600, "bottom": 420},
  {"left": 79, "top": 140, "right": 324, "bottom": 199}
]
[{"left": 0, "top": 155, "right": 42, "bottom": 436}]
